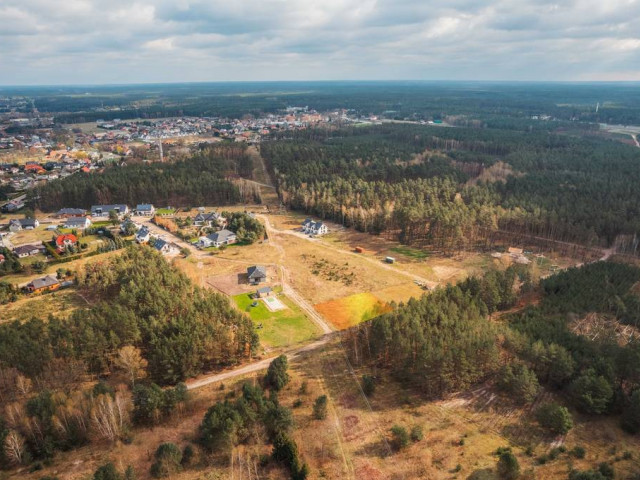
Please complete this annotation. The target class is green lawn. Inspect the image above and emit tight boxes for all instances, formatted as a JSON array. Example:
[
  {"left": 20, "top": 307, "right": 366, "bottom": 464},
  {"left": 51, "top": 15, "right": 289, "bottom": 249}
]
[
  {"left": 390, "top": 246, "right": 430, "bottom": 260},
  {"left": 233, "top": 290, "right": 321, "bottom": 349},
  {"left": 156, "top": 208, "right": 176, "bottom": 215}
]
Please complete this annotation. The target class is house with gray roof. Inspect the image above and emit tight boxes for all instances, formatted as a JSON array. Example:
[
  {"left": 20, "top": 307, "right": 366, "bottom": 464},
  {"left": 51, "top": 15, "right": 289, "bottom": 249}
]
[
  {"left": 91, "top": 204, "right": 129, "bottom": 217},
  {"left": 56, "top": 208, "right": 86, "bottom": 218},
  {"left": 64, "top": 216, "right": 92, "bottom": 231},
  {"left": 301, "top": 218, "right": 328, "bottom": 236},
  {"left": 197, "top": 229, "right": 237, "bottom": 248},
  {"left": 247, "top": 265, "right": 267, "bottom": 285},
  {"left": 153, "top": 238, "right": 180, "bottom": 256},
  {"left": 9, "top": 218, "right": 39, "bottom": 232},
  {"left": 136, "top": 204, "right": 155, "bottom": 216}
]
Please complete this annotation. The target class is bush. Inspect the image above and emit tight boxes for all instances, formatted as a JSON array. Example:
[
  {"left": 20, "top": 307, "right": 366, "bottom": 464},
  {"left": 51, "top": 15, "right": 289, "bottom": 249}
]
[
  {"left": 497, "top": 450, "right": 520, "bottom": 480},
  {"left": 390, "top": 425, "right": 410, "bottom": 451},
  {"left": 497, "top": 363, "right": 539, "bottom": 404},
  {"left": 265, "top": 355, "right": 290, "bottom": 391},
  {"left": 571, "top": 446, "right": 586, "bottom": 459},
  {"left": 362, "top": 375, "right": 376, "bottom": 397},
  {"left": 313, "top": 395, "right": 328, "bottom": 420},
  {"left": 597, "top": 463, "right": 614, "bottom": 479},
  {"left": 410, "top": 425, "right": 423, "bottom": 442},
  {"left": 570, "top": 370, "right": 613, "bottom": 414},
  {"left": 621, "top": 390, "right": 640, "bottom": 434},
  {"left": 181, "top": 444, "right": 194, "bottom": 467},
  {"left": 535, "top": 403, "right": 573, "bottom": 434},
  {"left": 93, "top": 463, "right": 122, "bottom": 480},
  {"left": 150, "top": 443, "right": 182, "bottom": 478}
]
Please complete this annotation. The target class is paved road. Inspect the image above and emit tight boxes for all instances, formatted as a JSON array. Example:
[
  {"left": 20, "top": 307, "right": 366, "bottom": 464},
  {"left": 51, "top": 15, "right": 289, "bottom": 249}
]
[{"left": 186, "top": 335, "right": 331, "bottom": 390}]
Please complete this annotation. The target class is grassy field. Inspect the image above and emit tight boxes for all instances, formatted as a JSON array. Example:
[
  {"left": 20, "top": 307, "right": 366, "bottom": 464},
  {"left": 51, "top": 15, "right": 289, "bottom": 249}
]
[
  {"left": 233, "top": 290, "right": 321, "bottom": 349},
  {"left": 0, "top": 288, "right": 88, "bottom": 323},
  {"left": 315, "top": 292, "right": 393, "bottom": 329},
  {"left": 390, "top": 245, "right": 430, "bottom": 259}
]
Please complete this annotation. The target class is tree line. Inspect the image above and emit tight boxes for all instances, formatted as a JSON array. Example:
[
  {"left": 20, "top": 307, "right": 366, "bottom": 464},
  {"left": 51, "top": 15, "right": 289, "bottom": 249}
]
[
  {"left": 262, "top": 124, "right": 640, "bottom": 251},
  {"left": 30, "top": 144, "right": 259, "bottom": 212}
]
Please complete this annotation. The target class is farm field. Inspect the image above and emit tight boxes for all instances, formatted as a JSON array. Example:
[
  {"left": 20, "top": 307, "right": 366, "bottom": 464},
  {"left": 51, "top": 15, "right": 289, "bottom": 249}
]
[{"left": 233, "top": 289, "right": 321, "bottom": 349}]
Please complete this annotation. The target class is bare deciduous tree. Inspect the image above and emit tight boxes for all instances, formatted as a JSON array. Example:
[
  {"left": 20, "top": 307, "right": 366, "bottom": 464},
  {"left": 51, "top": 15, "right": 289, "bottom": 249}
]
[
  {"left": 114, "top": 346, "right": 147, "bottom": 387},
  {"left": 4, "top": 430, "right": 26, "bottom": 465},
  {"left": 91, "top": 392, "right": 130, "bottom": 442}
]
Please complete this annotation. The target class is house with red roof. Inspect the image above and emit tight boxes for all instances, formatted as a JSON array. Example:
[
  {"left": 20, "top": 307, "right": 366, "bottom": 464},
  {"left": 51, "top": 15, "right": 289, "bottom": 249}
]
[{"left": 54, "top": 233, "right": 78, "bottom": 253}]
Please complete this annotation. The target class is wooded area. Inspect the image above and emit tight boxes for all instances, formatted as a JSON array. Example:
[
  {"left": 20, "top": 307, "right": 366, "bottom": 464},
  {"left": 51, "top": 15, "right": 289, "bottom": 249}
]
[{"left": 262, "top": 124, "right": 640, "bottom": 252}]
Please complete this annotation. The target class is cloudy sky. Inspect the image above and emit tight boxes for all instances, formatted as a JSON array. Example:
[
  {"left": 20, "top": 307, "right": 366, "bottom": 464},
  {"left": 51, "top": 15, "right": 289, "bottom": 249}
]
[{"left": 1, "top": 0, "right": 639, "bottom": 85}]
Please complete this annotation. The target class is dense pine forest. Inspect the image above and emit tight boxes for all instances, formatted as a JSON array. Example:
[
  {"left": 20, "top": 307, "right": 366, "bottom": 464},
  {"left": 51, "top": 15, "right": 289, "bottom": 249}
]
[
  {"left": 347, "top": 260, "right": 640, "bottom": 439},
  {"left": 30, "top": 144, "right": 259, "bottom": 211},
  {"left": 262, "top": 124, "right": 640, "bottom": 252}
]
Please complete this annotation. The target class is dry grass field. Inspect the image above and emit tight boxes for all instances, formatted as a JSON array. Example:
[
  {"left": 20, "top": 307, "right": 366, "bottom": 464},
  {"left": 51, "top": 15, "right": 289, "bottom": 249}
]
[
  {"left": 0, "top": 288, "right": 88, "bottom": 323},
  {"left": 19, "top": 337, "right": 639, "bottom": 480},
  {"left": 315, "top": 293, "right": 393, "bottom": 329}
]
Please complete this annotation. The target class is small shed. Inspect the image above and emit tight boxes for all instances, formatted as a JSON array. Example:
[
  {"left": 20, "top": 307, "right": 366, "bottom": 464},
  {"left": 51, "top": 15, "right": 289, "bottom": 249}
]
[
  {"left": 385, "top": 256, "right": 395, "bottom": 264},
  {"left": 354, "top": 246, "right": 364, "bottom": 253},
  {"left": 256, "top": 286, "right": 273, "bottom": 298}
]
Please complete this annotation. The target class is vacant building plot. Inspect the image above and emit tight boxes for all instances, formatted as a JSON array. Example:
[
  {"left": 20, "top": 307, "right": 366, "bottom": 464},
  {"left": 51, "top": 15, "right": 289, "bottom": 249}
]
[
  {"left": 0, "top": 288, "right": 88, "bottom": 324},
  {"left": 206, "top": 265, "right": 278, "bottom": 296}
]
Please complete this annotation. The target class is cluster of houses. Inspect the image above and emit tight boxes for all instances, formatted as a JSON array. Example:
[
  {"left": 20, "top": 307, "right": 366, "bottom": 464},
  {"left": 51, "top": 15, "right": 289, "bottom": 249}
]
[{"left": 122, "top": 220, "right": 181, "bottom": 256}]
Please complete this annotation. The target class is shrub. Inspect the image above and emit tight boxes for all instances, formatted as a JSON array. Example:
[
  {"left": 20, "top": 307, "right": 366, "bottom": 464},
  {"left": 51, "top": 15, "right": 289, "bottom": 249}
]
[
  {"left": 390, "top": 425, "right": 410, "bottom": 451},
  {"left": 570, "top": 446, "right": 586, "bottom": 459},
  {"left": 621, "top": 390, "right": 640, "bottom": 434},
  {"left": 93, "top": 463, "right": 122, "bottom": 480},
  {"left": 181, "top": 444, "right": 194, "bottom": 467},
  {"left": 570, "top": 370, "right": 613, "bottom": 414},
  {"left": 313, "top": 395, "right": 328, "bottom": 420},
  {"left": 150, "top": 443, "right": 182, "bottom": 478},
  {"left": 362, "top": 375, "right": 376, "bottom": 397},
  {"left": 497, "top": 450, "right": 520, "bottom": 480},
  {"left": 535, "top": 403, "right": 573, "bottom": 434},
  {"left": 497, "top": 363, "right": 539, "bottom": 404},
  {"left": 410, "top": 425, "right": 423, "bottom": 442}
]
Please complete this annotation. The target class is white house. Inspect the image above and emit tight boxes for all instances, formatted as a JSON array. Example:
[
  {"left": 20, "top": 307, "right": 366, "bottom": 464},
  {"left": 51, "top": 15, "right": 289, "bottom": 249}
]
[
  {"left": 9, "top": 218, "right": 39, "bottom": 232},
  {"left": 153, "top": 238, "right": 180, "bottom": 256},
  {"left": 197, "top": 229, "right": 237, "bottom": 248},
  {"left": 91, "top": 204, "right": 129, "bottom": 217},
  {"left": 193, "top": 211, "right": 226, "bottom": 228},
  {"left": 301, "top": 218, "right": 328, "bottom": 236},
  {"left": 135, "top": 226, "right": 151, "bottom": 244},
  {"left": 136, "top": 204, "right": 155, "bottom": 216},
  {"left": 64, "top": 216, "right": 92, "bottom": 231}
]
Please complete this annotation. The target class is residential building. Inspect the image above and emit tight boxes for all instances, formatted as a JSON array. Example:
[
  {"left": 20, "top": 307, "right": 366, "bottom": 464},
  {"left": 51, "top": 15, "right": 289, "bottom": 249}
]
[
  {"left": 56, "top": 208, "right": 86, "bottom": 218},
  {"left": 54, "top": 233, "right": 78, "bottom": 253},
  {"left": 90, "top": 204, "right": 129, "bottom": 217},
  {"left": 9, "top": 218, "right": 39, "bottom": 232},
  {"left": 197, "top": 229, "right": 237, "bottom": 248},
  {"left": 25, "top": 275, "right": 60, "bottom": 294},
  {"left": 301, "top": 218, "right": 328, "bottom": 236},
  {"left": 135, "top": 226, "right": 151, "bottom": 243},
  {"left": 153, "top": 238, "right": 180, "bottom": 255},
  {"left": 120, "top": 219, "right": 140, "bottom": 234},
  {"left": 64, "top": 216, "right": 92, "bottom": 231},
  {"left": 193, "top": 211, "right": 226, "bottom": 228},
  {"left": 12, "top": 244, "right": 42, "bottom": 258},
  {"left": 136, "top": 204, "right": 155, "bottom": 216},
  {"left": 247, "top": 265, "right": 267, "bottom": 285}
]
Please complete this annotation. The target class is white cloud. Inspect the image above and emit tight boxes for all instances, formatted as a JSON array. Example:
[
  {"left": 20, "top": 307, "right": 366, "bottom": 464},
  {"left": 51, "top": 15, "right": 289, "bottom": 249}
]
[{"left": 0, "top": 0, "right": 639, "bottom": 84}]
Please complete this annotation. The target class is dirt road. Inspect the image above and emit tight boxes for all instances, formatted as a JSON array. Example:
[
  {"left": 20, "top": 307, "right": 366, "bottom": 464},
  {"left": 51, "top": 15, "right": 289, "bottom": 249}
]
[{"left": 186, "top": 335, "right": 331, "bottom": 390}]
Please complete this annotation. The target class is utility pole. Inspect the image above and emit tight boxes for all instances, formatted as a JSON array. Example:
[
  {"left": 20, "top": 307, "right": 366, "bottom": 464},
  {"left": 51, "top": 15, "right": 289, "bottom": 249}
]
[{"left": 158, "top": 138, "right": 164, "bottom": 162}]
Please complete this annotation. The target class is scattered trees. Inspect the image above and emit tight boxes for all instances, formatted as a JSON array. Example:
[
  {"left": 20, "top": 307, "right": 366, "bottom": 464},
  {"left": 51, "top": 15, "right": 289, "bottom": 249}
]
[
  {"left": 535, "top": 403, "right": 573, "bottom": 435},
  {"left": 265, "top": 355, "right": 290, "bottom": 392}
]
